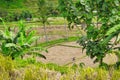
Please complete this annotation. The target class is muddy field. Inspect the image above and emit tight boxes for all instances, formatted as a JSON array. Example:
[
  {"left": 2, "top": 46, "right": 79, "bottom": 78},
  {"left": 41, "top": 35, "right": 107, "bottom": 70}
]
[
  {"left": 37, "top": 42, "right": 118, "bottom": 67},
  {"left": 32, "top": 25, "right": 118, "bottom": 67}
]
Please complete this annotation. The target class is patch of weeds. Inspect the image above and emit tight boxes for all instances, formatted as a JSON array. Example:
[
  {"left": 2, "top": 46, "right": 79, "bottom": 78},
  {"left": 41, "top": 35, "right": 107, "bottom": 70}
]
[{"left": 39, "top": 36, "right": 78, "bottom": 48}]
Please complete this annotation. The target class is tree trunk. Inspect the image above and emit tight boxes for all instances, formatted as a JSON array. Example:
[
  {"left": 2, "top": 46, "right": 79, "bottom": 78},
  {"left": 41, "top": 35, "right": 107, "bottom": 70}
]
[
  {"left": 43, "top": 23, "right": 48, "bottom": 42},
  {"left": 100, "top": 58, "right": 103, "bottom": 66},
  {"left": 64, "top": 19, "right": 68, "bottom": 39}
]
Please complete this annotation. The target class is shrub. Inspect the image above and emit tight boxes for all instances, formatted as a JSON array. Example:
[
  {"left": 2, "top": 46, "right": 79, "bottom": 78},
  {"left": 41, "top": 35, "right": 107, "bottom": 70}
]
[{"left": 20, "top": 10, "right": 32, "bottom": 21}]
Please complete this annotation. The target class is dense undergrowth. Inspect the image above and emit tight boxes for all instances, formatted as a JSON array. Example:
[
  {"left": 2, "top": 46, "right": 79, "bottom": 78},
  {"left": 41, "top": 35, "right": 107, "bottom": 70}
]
[{"left": 0, "top": 54, "right": 120, "bottom": 80}]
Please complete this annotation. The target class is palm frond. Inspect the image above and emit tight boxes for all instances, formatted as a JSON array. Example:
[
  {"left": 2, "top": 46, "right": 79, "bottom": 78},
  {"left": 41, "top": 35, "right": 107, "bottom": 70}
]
[
  {"left": 102, "top": 24, "right": 120, "bottom": 44},
  {"left": 5, "top": 43, "right": 22, "bottom": 50},
  {"left": 27, "top": 36, "right": 40, "bottom": 44},
  {"left": 5, "top": 43, "right": 16, "bottom": 47},
  {"left": 106, "top": 24, "right": 120, "bottom": 36},
  {"left": 102, "top": 34, "right": 114, "bottom": 44},
  {"left": 18, "top": 32, "right": 25, "bottom": 46},
  {"left": 26, "top": 30, "right": 37, "bottom": 43}
]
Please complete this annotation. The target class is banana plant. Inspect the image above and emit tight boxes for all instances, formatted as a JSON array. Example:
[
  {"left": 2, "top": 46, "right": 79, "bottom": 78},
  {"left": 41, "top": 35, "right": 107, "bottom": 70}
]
[{"left": 0, "top": 19, "right": 46, "bottom": 60}]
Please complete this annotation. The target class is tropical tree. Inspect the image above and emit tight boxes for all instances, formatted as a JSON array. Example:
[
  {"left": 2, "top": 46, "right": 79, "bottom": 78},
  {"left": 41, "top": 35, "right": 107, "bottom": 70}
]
[
  {"left": 37, "top": 0, "right": 52, "bottom": 42},
  {"left": 59, "top": 0, "right": 120, "bottom": 66},
  {"left": 0, "top": 18, "right": 46, "bottom": 60},
  {"left": 58, "top": 0, "right": 71, "bottom": 39}
]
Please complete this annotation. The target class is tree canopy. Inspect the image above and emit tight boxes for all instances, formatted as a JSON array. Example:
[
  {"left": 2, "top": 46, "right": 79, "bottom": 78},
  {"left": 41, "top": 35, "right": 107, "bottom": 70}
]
[{"left": 59, "top": 0, "right": 120, "bottom": 66}]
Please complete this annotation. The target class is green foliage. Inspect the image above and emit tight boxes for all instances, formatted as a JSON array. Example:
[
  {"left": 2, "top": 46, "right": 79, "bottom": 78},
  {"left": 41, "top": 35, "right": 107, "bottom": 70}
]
[
  {"left": 58, "top": 0, "right": 77, "bottom": 29},
  {"left": 59, "top": 0, "right": 120, "bottom": 65},
  {"left": 0, "top": 10, "right": 32, "bottom": 22},
  {"left": 0, "top": 19, "right": 46, "bottom": 59},
  {"left": 0, "top": 8, "right": 8, "bottom": 22},
  {"left": 0, "top": 0, "right": 24, "bottom": 8},
  {"left": 45, "top": 63, "right": 69, "bottom": 74},
  {"left": 37, "top": 0, "right": 54, "bottom": 42},
  {"left": 105, "top": 24, "right": 120, "bottom": 45},
  {"left": 58, "top": 0, "right": 73, "bottom": 18},
  {"left": 0, "top": 0, "right": 60, "bottom": 21},
  {"left": 20, "top": 10, "right": 32, "bottom": 20},
  {"left": 37, "top": 0, "right": 51, "bottom": 24},
  {"left": 79, "top": 62, "right": 85, "bottom": 68}
]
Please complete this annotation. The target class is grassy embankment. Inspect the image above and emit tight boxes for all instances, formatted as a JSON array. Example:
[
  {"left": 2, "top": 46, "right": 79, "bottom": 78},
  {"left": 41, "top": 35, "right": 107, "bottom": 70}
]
[{"left": 0, "top": 54, "right": 120, "bottom": 80}]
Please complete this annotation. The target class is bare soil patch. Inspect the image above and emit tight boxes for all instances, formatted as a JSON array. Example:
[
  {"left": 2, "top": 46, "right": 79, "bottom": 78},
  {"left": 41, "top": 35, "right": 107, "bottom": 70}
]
[{"left": 37, "top": 42, "right": 118, "bottom": 67}]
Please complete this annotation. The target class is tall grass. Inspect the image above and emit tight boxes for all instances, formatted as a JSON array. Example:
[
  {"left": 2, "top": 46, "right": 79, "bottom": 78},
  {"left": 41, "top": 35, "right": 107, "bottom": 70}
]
[{"left": 0, "top": 53, "right": 120, "bottom": 80}]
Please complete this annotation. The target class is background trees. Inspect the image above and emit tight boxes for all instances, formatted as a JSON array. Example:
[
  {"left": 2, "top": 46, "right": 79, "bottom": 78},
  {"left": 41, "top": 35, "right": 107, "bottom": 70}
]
[{"left": 37, "top": 0, "right": 55, "bottom": 42}]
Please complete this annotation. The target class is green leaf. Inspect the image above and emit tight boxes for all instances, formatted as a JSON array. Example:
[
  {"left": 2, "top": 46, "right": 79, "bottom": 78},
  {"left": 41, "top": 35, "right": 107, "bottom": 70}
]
[
  {"left": 18, "top": 32, "right": 25, "bottom": 46},
  {"left": 27, "top": 51, "right": 46, "bottom": 59},
  {"left": 114, "top": 0, "right": 119, "bottom": 6},
  {"left": 36, "top": 53, "right": 46, "bottom": 59},
  {"left": 106, "top": 24, "right": 120, "bottom": 36},
  {"left": 26, "top": 31, "right": 35, "bottom": 42},
  {"left": 5, "top": 43, "right": 16, "bottom": 47},
  {"left": 27, "top": 36, "right": 40, "bottom": 44},
  {"left": 80, "top": 0, "right": 86, "bottom": 5}
]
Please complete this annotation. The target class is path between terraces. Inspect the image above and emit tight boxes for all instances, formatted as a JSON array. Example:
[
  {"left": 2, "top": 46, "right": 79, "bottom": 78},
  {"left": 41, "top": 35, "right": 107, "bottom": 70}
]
[{"left": 37, "top": 42, "right": 118, "bottom": 67}]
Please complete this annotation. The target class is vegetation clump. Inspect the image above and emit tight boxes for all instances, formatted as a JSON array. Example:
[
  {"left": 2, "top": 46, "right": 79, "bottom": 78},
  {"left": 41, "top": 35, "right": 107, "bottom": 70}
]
[
  {"left": 0, "top": 19, "right": 46, "bottom": 60},
  {"left": 59, "top": 0, "right": 120, "bottom": 66},
  {"left": 0, "top": 54, "right": 120, "bottom": 80}
]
